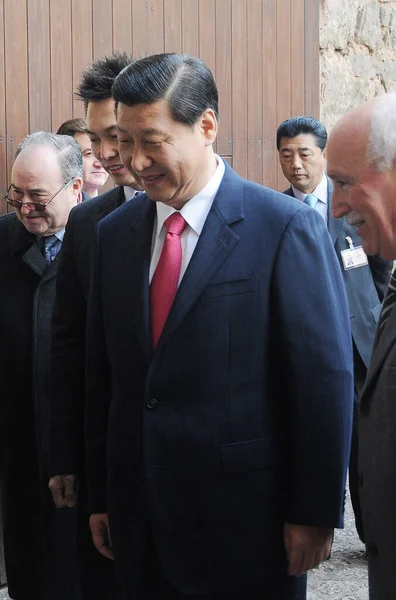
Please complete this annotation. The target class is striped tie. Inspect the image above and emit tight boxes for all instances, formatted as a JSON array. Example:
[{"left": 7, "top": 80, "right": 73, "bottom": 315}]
[
  {"left": 378, "top": 269, "right": 396, "bottom": 331},
  {"left": 304, "top": 194, "right": 318, "bottom": 209}
]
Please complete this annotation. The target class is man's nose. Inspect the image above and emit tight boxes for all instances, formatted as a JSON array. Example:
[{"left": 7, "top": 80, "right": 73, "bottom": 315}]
[
  {"left": 130, "top": 146, "right": 153, "bottom": 173},
  {"left": 100, "top": 140, "right": 117, "bottom": 161},
  {"left": 20, "top": 202, "right": 38, "bottom": 213},
  {"left": 291, "top": 155, "right": 303, "bottom": 170}
]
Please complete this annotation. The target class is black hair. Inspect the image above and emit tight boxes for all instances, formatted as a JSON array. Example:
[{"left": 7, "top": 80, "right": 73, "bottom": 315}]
[
  {"left": 276, "top": 116, "right": 327, "bottom": 151},
  {"left": 112, "top": 53, "right": 219, "bottom": 125},
  {"left": 76, "top": 52, "right": 134, "bottom": 112}
]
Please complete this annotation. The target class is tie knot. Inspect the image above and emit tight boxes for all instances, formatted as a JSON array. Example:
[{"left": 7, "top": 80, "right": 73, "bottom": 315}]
[
  {"left": 165, "top": 212, "right": 187, "bottom": 236},
  {"left": 303, "top": 194, "right": 318, "bottom": 208}
]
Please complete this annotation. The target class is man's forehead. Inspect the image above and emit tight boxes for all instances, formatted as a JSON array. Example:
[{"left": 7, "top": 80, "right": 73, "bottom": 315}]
[
  {"left": 12, "top": 146, "right": 61, "bottom": 181},
  {"left": 86, "top": 98, "right": 117, "bottom": 129},
  {"left": 279, "top": 134, "right": 320, "bottom": 150}
]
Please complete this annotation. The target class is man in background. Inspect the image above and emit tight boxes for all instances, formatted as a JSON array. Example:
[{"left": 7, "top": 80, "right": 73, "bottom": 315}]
[
  {"left": 328, "top": 93, "right": 396, "bottom": 600},
  {"left": 49, "top": 52, "right": 141, "bottom": 600},
  {"left": 85, "top": 52, "right": 353, "bottom": 600},
  {"left": 0, "top": 132, "right": 82, "bottom": 600},
  {"left": 277, "top": 116, "right": 392, "bottom": 542},
  {"left": 57, "top": 117, "right": 108, "bottom": 198}
]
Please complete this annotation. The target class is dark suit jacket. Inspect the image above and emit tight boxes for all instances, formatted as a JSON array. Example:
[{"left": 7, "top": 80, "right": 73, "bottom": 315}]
[
  {"left": 85, "top": 162, "right": 354, "bottom": 595},
  {"left": 50, "top": 185, "right": 125, "bottom": 475},
  {"left": 0, "top": 214, "right": 79, "bottom": 600},
  {"left": 358, "top": 280, "right": 396, "bottom": 598},
  {"left": 283, "top": 178, "right": 392, "bottom": 392}
]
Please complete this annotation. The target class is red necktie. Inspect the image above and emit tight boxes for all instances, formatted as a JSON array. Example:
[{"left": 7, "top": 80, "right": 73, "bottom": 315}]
[{"left": 150, "top": 212, "right": 187, "bottom": 348}]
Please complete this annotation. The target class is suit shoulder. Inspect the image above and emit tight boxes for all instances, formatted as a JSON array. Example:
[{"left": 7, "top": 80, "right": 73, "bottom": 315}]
[
  {"left": 68, "top": 187, "right": 122, "bottom": 222},
  {"left": 241, "top": 178, "right": 304, "bottom": 219},
  {"left": 0, "top": 212, "right": 16, "bottom": 233},
  {"left": 98, "top": 192, "right": 151, "bottom": 231},
  {"left": 0, "top": 213, "right": 18, "bottom": 253}
]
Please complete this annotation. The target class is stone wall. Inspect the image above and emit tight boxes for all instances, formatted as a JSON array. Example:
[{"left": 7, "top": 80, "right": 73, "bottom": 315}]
[{"left": 320, "top": 0, "right": 396, "bottom": 130}]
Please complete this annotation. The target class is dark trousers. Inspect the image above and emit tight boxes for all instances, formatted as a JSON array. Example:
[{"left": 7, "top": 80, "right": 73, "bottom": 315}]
[
  {"left": 77, "top": 476, "right": 121, "bottom": 600},
  {"left": 348, "top": 390, "right": 365, "bottom": 543},
  {"left": 136, "top": 542, "right": 307, "bottom": 600}
]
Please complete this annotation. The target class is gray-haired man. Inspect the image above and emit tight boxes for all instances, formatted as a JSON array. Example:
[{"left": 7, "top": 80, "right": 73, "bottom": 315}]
[{"left": 0, "top": 132, "right": 82, "bottom": 600}]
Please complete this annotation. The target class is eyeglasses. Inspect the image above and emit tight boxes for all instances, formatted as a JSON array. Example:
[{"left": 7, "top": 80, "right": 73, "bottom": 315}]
[{"left": 4, "top": 178, "right": 74, "bottom": 212}]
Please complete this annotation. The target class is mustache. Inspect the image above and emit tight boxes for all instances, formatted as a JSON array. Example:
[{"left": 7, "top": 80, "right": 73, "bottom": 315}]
[{"left": 345, "top": 212, "right": 364, "bottom": 228}]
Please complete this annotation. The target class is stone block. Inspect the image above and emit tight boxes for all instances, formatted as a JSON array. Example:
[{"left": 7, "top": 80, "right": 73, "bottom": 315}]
[
  {"left": 350, "top": 52, "right": 377, "bottom": 77},
  {"left": 320, "top": 0, "right": 361, "bottom": 49},
  {"left": 381, "top": 59, "right": 396, "bottom": 79},
  {"left": 354, "top": 1, "right": 383, "bottom": 50}
]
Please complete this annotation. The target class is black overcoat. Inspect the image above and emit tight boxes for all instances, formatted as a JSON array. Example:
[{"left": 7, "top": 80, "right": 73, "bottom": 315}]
[{"left": 0, "top": 213, "right": 79, "bottom": 600}]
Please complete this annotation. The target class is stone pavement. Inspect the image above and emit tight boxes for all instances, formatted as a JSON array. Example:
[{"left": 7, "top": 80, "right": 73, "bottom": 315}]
[
  {"left": 0, "top": 490, "right": 368, "bottom": 600},
  {"left": 308, "top": 488, "right": 368, "bottom": 599}
]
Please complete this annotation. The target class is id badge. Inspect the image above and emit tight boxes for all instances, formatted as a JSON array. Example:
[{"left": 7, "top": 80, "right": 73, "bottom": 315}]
[{"left": 341, "top": 236, "right": 368, "bottom": 270}]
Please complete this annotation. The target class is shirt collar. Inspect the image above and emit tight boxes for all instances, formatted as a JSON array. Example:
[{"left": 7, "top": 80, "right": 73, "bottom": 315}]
[
  {"left": 292, "top": 173, "right": 328, "bottom": 204},
  {"left": 123, "top": 186, "right": 141, "bottom": 202},
  {"left": 55, "top": 228, "right": 65, "bottom": 242},
  {"left": 154, "top": 155, "right": 225, "bottom": 239}
]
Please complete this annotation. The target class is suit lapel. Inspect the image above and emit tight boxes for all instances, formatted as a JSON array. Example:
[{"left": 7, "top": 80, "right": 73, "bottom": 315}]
[
  {"left": 95, "top": 186, "right": 125, "bottom": 224},
  {"left": 361, "top": 305, "right": 396, "bottom": 403},
  {"left": 124, "top": 196, "right": 155, "bottom": 363},
  {"left": 326, "top": 178, "right": 344, "bottom": 245},
  {"left": 6, "top": 216, "right": 46, "bottom": 277},
  {"left": 22, "top": 241, "right": 61, "bottom": 281},
  {"left": 22, "top": 243, "right": 47, "bottom": 277},
  {"left": 156, "top": 164, "right": 243, "bottom": 350}
]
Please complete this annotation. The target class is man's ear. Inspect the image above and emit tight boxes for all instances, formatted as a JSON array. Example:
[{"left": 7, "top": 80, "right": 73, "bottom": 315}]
[
  {"left": 199, "top": 109, "right": 218, "bottom": 146},
  {"left": 72, "top": 177, "right": 83, "bottom": 195}
]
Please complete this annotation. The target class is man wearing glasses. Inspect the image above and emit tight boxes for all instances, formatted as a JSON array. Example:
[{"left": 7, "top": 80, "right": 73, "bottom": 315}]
[{"left": 0, "top": 131, "right": 83, "bottom": 600}]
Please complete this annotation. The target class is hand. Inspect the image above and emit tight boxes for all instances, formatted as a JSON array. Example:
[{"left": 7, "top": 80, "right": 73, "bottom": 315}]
[
  {"left": 283, "top": 522, "right": 333, "bottom": 576},
  {"left": 90, "top": 513, "right": 114, "bottom": 560},
  {"left": 48, "top": 474, "right": 78, "bottom": 508}
]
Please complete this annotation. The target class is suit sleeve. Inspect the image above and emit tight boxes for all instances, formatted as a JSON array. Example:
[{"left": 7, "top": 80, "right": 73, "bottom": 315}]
[
  {"left": 50, "top": 209, "right": 87, "bottom": 475},
  {"left": 273, "top": 208, "right": 354, "bottom": 528},
  {"left": 85, "top": 221, "right": 112, "bottom": 514}
]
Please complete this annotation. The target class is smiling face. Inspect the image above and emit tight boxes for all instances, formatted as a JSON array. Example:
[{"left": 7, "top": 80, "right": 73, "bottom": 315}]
[
  {"left": 86, "top": 98, "right": 141, "bottom": 189},
  {"left": 73, "top": 132, "right": 108, "bottom": 197},
  {"left": 278, "top": 133, "right": 326, "bottom": 194},
  {"left": 116, "top": 99, "right": 218, "bottom": 209},
  {"left": 11, "top": 146, "right": 81, "bottom": 237},
  {"left": 328, "top": 122, "right": 396, "bottom": 260}
]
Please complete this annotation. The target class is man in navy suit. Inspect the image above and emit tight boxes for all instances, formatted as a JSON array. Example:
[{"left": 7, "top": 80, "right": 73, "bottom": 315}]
[
  {"left": 277, "top": 116, "right": 392, "bottom": 543},
  {"left": 49, "top": 53, "right": 142, "bottom": 600},
  {"left": 85, "top": 53, "right": 354, "bottom": 600}
]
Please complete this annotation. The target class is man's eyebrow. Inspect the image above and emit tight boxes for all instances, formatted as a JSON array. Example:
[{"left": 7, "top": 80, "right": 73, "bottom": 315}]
[
  {"left": 327, "top": 170, "right": 350, "bottom": 181},
  {"left": 12, "top": 185, "right": 48, "bottom": 193},
  {"left": 86, "top": 125, "right": 117, "bottom": 135},
  {"left": 281, "top": 146, "right": 313, "bottom": 153},
  {"left": 116, "top": 126, "right": 163, "bottom": 135}
]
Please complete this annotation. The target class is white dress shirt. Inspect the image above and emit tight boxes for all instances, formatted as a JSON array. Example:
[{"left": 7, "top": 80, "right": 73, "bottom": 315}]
[
  {"left": 292, "top": 173, "right": 328, "bottom": 224},
  {"left": 123, "top": 186, "right": 141, "bottom": 201},
  {"left": 149, "top": 156, "right": 225, "bottom": 284}
]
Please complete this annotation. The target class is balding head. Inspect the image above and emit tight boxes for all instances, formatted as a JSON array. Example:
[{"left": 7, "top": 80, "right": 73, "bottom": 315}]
[
  {"left": 328, "top": 94, "right": 396, "bottom": 260},
  {"left": 9, "top": 132, "right": 83, "bottom": 237}
]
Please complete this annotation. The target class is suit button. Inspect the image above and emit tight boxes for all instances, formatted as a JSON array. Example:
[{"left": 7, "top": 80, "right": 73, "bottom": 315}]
[
  {"left": 146, "top": 398, "right": 158, "bottom": 409},
  {"left": 367, "top": 542, "right": 378, "bottom": 557},
  {"left": 357, "top": 473, "right": 364, "bottom": 487}
]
